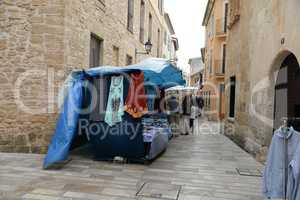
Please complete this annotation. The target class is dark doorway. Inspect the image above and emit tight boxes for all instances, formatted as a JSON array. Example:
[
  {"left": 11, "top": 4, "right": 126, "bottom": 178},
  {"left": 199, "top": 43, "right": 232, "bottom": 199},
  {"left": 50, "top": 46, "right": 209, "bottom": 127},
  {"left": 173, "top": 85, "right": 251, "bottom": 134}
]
[
  {"left": 229, "top": 76, "right": 236, "bottom": 118},
  {"left": 219, "top": 83, "right": 225, "bottom": 119},
  {"left": 274, "top": 54, "right": 300, "bottom": 131}
]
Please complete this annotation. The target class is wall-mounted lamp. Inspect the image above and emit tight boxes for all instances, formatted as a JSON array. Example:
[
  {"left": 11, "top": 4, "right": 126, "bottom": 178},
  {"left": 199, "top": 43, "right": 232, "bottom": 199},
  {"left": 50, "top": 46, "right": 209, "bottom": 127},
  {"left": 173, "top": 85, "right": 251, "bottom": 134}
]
[
  {"left": 135, "top": 40, "right": 153, "bottom": 56},
  {"left": 281, "top": 37, "right": 285, "bottom": 45}
]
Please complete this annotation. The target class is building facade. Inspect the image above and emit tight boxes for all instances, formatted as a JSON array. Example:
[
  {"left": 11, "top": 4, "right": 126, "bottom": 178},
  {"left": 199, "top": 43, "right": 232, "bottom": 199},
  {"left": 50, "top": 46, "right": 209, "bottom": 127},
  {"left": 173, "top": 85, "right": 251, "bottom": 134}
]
[
  {"left": 0, "top": 0, "right": 175, "bottom": 153},
  {"left": 224, "top": 0, "right": 300, "bottom": 162},
  {"left": 189, "top": 57, "right": 204, "bottom": 87},
  {"left": 201, "top": 0, "right": 228, "bottom": 121},
  {"left": 163, "top": 13, "right": 179, "bottom": 64},
  {"left": 182, "top": 71, "right": 190, "bottom": 86}
]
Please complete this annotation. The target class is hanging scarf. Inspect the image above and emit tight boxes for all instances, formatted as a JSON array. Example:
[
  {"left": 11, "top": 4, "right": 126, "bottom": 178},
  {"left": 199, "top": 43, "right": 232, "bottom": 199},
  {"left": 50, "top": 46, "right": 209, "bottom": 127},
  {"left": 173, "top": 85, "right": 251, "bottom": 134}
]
[
  {"left": 125, "top": 72, "right": 148, "bottom": 118},
  {"left": 105, "top": 75, "right": 124, "bottom": 126}
]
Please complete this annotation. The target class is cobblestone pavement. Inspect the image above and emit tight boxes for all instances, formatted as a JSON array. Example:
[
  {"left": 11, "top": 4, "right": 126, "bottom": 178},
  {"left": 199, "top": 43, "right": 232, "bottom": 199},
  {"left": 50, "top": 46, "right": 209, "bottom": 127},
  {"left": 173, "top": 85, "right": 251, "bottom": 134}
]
[{"left": 0, "top": 120, "right": 265, "bottom": 200}]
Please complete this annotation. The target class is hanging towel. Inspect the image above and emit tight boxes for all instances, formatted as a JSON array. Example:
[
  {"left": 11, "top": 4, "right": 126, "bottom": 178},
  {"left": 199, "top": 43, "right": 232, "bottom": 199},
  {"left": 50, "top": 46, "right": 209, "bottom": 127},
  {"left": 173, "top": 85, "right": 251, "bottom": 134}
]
[
  {"left": 105, "top": 75, "right": 124, "bottom": 127},
  {"left": 145, "top": 86, "right": 158, "bottom": 113},
  {"left": 89, "top": 76, "right": 110, "bottom": 122},
  {"left": 262, "top": 127, "right": 300, "bottom": 199},
  {"left": 125, "top": 72, "right": 148, "bottom": 118}
]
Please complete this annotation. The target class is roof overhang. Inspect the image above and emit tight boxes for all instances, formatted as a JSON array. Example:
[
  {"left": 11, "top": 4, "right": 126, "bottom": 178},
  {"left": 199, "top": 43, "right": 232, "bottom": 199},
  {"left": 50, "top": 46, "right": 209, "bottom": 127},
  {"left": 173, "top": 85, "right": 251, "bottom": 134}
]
[
  {"left": 201, "top": 48, "right": 206, "bottom": 63},
  {"left": 171, "top": 36, "right": 179, "bottom": 51},
  {"left": 202, "top": 0, "right": 215, "bottom": 26},
  {"left": 164, "top": 13, "right": 175, "bottom": 35}
]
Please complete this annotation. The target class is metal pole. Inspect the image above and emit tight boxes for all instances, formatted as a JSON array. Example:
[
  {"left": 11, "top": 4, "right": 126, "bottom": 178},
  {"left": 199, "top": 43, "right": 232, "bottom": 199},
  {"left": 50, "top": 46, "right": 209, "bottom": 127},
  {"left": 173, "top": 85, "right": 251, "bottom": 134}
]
[
  {"left": 282, "top": 119, "right": 288, "bottom": 200},
  {"left": 284, "top": 135, "right": 287, "bottom": 200}
]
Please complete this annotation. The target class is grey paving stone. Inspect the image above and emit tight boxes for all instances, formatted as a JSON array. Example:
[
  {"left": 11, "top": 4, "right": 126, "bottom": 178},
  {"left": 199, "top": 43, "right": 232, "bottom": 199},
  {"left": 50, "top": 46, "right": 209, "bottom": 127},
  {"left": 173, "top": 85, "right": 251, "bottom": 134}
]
[{"left": 0, "top": 119, "right": 264, "bottom": 200}]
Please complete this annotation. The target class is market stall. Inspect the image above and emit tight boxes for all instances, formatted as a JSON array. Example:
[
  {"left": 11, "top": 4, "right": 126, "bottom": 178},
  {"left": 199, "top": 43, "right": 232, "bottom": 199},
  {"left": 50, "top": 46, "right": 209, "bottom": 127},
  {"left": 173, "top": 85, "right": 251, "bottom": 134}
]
[
  {"left": 165, "top": 86, "right": 201, "bottom": 135},
  {"left": 43, "top": 58, "right": 185, "bottom": 169}
]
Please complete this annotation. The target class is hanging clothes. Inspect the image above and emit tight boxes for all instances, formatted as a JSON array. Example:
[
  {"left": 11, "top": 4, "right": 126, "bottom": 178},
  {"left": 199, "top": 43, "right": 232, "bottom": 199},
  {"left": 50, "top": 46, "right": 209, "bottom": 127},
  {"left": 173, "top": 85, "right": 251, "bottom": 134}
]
[
  {"left": 125, "top": 72, "right": 148, "bottom": 118},
  {"left": 288, "top": 142, "right": 300, "bottom": 200},
  {"left": 155, "top": 90, "right": 165, "bottom": 113},
  {"left": 105, "top": 75, "right": 124, "bottom": 127},
  {"left": 262, "top": 127, "right": 300, "bottom": 199},
  {"left": 167, "top": 96, "right": 179, "bottom": 114},
  {"left": 145, "top": 86, "right": 158, "bottom": 113},
  {"left": 89, "top": 76, "right": 110, "bottom": 122},
  {"left": 182, "top": 95, "right": 191, "bottom": 115}
]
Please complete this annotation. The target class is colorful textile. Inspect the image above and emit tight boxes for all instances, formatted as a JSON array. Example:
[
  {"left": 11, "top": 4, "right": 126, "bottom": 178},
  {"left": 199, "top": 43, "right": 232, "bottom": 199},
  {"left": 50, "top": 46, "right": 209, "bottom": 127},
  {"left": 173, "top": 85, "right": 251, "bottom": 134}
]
[
  {"left": 125, "top": 72, "right": 148, "bottom": 118},
  {"left": 142, "top": 114, "right": 172, "bottom": 142},
  {"left": 105, "top": 76, "right": 124, "bottom": 127}
]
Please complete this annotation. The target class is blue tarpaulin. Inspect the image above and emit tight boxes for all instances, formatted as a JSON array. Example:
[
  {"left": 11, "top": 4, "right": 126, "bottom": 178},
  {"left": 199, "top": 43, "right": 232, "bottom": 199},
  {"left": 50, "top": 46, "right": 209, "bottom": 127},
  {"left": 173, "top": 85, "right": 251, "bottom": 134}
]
[{"left": 43, "top": 58, "right": 186, "bottom": 169}]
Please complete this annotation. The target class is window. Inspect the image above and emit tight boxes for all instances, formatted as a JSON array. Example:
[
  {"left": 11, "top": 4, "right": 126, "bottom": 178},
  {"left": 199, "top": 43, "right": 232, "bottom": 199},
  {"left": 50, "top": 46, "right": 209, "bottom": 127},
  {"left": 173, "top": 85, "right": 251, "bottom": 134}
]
[
  {"left": 224, "top": 2, "right": 229, "bottom": 33},
  {"left": 112, "top": 46, "right": 119, "bottom": 66},
  {"left": 127, "top": 0, "right": 134, "bottom": 33},
  {"left": 158, "top": 0, "right": 164, "bottom": 15},
  {"left": 164, "top": 31, "right": 167, "bottom": 45},
  {"left": 139, "top": 0, "right": 145, "bottom": 43},
  {"left": 229, "top": 76, "right": 236, "bottom": 118},
  {"left": 210, "top": 15, "right": 215, "bottom": 37},
  {"left": 219, "top": 83, "right": 225, "bottom": 115},
  {"left": 157, "top": 29, "right": 161, "bottom": 57},
  {"left": 90, "top": 34, "right": 103, "bottom": 68},
  {"left": 206, "top": 92, "right": 209, "bottom": 107},
  {"left": 148, "top": 13, "right": 152, "bottom": 41},
  {"left": 220, "top": 83, "right": 225, "bottom": 93},
  {"left": 126, "top": 54, "right": 133, "bottom": 65},
  {"left": 222, "top": 43, "right": 226, "bottom": 73},
  {"left": 209, "top": 49, "right": 213, "bottom": 74},
  {"left": 208, "top": 91, "right": 211, "bottom": 107}
]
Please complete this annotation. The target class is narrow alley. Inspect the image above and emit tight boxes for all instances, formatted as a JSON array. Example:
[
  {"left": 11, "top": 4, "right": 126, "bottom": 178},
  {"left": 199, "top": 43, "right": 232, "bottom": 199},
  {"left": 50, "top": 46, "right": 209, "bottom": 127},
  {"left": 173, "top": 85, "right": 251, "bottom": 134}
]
[
  {"left": 2, "top": 0, "right": 300, "bottom": 199},
  {"left": 0, "top": 120, "right": 264, "bottom": 200}
]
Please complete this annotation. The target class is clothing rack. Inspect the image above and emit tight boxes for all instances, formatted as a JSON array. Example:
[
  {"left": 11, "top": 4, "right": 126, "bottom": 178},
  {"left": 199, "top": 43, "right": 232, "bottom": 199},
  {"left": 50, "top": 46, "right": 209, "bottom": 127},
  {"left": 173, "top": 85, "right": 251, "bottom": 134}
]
[
  {"left": 281, "top": 118, "right": 296, "bottom": 200},
  {"left": 282, "top": 118, "right": 289, "bottom": 200}
]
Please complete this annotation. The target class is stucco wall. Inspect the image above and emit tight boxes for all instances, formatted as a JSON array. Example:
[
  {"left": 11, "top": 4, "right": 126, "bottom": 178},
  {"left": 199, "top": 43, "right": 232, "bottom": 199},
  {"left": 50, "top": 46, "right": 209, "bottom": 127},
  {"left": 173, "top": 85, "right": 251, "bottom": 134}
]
[
  {"left": 225, "top": 0, "right": 300, "bottom": 162},
  {"left": 202, "top": 0, "right": 226, "bottom": 121}
]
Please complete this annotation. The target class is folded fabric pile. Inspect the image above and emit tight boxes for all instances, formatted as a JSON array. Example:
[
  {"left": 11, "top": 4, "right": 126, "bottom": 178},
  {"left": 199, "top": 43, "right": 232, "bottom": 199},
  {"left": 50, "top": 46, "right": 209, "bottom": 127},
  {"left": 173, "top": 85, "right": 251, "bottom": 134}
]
[{"left": 142, "top": 116, "right": 171, "bottom": 142}]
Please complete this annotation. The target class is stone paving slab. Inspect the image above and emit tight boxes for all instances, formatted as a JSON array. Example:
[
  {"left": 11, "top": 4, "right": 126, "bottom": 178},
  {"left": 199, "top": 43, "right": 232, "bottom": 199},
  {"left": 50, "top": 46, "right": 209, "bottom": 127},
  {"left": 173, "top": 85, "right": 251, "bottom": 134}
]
[{"left": 0, "top": 121, "right": 266, "bottom": 200}]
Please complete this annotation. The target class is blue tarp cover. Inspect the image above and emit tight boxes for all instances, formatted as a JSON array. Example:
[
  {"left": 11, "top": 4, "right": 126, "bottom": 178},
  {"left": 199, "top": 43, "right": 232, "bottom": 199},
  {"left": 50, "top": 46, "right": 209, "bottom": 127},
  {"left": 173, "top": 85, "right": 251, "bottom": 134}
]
[{"left": 43, "top": 58, "right": 186, "bottom": 169}]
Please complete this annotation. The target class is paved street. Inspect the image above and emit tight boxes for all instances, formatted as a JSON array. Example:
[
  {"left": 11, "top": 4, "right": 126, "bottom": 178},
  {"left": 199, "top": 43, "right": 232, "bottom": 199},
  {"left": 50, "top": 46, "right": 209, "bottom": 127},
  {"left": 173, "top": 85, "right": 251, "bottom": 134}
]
[{"left": 0, "top": 120, "right": 264, "bottom": 200}]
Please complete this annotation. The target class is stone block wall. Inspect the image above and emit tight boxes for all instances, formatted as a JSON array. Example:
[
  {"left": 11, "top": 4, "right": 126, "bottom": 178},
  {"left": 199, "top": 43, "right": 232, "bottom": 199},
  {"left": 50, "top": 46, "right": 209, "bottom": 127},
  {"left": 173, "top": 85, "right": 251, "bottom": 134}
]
[
  {"left": 63, "top": 0, "right": 167, "bottom": 69},
  {"left": 0, "top": 0, "right": 67, "bottom": 153}
]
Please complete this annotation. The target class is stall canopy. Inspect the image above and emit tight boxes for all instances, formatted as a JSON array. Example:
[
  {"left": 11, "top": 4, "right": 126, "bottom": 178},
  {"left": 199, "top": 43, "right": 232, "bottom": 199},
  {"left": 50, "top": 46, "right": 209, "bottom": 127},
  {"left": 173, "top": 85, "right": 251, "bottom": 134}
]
[
  {"left": 43, "top": 58, "right": 186, "bottom": 169},
  {"left": 166, "top": 86, "right": 199, "bottom": 92}
]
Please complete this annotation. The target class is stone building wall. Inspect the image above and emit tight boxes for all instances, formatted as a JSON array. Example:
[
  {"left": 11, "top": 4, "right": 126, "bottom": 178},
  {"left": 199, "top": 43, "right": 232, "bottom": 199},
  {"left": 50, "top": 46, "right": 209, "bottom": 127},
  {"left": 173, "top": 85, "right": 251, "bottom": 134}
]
[
  {"left": 202, "top": 0, "right": 227, "bottom": 121},
  {"left": 63, "top": 0, "right": 166, "bottom": 69},
  {"left": 0, "top": 0, "right": 168, "bottom": 153},
  {"left": 0, "top": 0, "right": 66, "bottom": 153},
  {"left": 225, "top": 0, "right": 300, "bottom": 162}
]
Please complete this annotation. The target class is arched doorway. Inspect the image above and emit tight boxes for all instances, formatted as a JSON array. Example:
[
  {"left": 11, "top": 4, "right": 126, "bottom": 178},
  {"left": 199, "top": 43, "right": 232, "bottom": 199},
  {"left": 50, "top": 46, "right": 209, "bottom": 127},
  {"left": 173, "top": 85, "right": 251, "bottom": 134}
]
[{"left": 274, "top": 53, "right": 300, "bottom": 131}]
